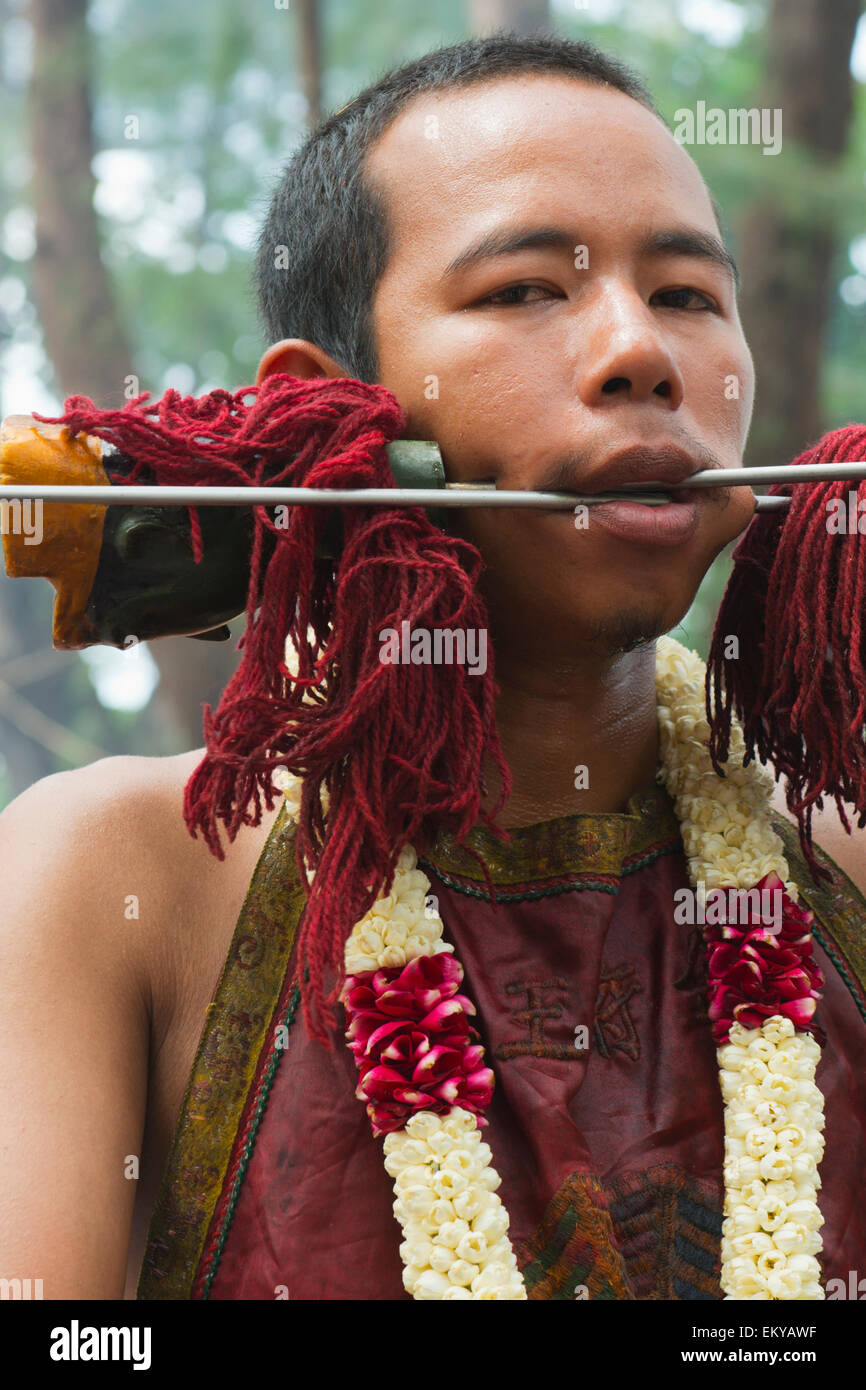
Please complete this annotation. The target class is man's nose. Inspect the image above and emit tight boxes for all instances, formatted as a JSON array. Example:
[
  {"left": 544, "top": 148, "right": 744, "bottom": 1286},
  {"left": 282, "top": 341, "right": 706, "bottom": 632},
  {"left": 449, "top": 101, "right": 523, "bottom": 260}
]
[{"left": 573, "top": 288, "right": 685, "bottom": 410}]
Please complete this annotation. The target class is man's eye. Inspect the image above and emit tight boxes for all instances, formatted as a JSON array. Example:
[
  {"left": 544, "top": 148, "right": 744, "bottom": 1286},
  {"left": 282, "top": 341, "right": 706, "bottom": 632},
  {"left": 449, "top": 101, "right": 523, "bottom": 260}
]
[
  {"left": 477, "top": 283, "right": 558, "bottom": 306},
  {"left": 653, "top": 287, "right": 718, "bottom": 311}
]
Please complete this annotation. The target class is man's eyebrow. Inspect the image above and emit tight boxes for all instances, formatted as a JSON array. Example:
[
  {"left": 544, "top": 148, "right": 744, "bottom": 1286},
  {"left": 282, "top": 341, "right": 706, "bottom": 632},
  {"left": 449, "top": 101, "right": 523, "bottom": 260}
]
[
  {"left": 639, "top": 227, "right": 740, "bottom": 289},
  {"left": 441, "top": 222, "right": 740, "bottom": 290},
  {"left": 442, "top": 226, "right": 573, "bottom": 279}
]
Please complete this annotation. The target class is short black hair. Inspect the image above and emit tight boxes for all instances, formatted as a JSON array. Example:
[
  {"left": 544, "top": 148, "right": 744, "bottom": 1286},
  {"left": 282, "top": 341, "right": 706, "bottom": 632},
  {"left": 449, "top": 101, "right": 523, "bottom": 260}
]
[{"left": 253, "top": 32, "right": 660, "bottom": 383}]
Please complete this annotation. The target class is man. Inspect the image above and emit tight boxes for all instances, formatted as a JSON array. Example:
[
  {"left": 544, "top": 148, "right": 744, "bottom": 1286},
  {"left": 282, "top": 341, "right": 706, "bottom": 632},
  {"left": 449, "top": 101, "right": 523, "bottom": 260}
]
[{"left": 1, "top": 34, "right": 863, "bottom": 1301}]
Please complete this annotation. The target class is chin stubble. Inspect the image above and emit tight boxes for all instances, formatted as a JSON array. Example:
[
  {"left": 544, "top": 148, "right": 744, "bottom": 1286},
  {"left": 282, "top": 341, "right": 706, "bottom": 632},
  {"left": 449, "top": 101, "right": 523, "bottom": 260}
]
[{"left": 587, "top": 608, "right": 671, "bottom": 656}]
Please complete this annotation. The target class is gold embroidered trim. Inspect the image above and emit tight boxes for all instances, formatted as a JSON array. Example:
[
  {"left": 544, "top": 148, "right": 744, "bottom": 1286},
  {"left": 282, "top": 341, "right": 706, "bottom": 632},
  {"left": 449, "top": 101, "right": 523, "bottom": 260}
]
[
  {"left": 424, "top": 780, "right": 681, "bottom": 885},
  {"left": 770, "top": 813, "right": 866, "bottom": 1009},
  {"left": 136, "top": 801, "right": 304, "bottom": 1300}
]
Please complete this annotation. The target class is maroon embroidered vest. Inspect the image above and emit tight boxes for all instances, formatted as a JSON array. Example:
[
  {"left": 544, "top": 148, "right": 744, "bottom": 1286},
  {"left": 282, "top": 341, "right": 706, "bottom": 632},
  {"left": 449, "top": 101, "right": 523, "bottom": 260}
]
[{"left": 137, "top": 782, "right": 866, "bottom": 1300}]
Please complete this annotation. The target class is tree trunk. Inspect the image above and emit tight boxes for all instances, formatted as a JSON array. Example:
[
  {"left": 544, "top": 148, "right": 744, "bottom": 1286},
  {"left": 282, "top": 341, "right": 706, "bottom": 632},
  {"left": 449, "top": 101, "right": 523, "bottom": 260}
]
[
  {"left": 28, "top": 0, "right": 132, "bottom": 407},
  {"left": 149, "top": 630, "right": 242, "bottom": 752},
  {"left": 296, "top": 0, "right": 323, "bottom": 130},
  {"left": 16, "top": 0, "right": 238, "bottom": 784},
  {"left": 737, "top": 0, "right": 862, "bottom": 470},
  {"left": 468, "top": 0, "right": 551, "bottom": 36}
]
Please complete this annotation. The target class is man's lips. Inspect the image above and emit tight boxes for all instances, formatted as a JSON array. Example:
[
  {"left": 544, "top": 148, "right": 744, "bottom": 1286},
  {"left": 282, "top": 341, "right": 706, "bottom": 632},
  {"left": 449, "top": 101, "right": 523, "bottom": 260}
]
[
  {"left": 582, "top": 496, "right": 704, "bottom": 547},
  {"left": 574, "top": 444, "right": 707, "bottom": 498},
  {"left": 465, "top": 442, "right": 741, "bottom": 516},
  {"left": 560, "top": 444, "right": 722, "bottom": 547}
]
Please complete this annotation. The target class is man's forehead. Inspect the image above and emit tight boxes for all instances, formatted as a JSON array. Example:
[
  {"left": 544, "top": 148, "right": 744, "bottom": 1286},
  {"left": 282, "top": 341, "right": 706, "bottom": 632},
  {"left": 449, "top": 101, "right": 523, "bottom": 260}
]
[{"left": 365, "top": 75, "right": 717, "bottom": 260}]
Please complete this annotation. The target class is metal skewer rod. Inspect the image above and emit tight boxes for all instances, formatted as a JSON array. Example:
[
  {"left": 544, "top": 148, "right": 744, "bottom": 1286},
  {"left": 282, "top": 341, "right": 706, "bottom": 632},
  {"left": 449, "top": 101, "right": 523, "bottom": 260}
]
[
  {"left": 0, "top": 487, "right": 809, "bottom": 513},
  {"left": 0, "top": 484, "right": 793, "bottom": 513},
  {"left": 1, "top": 461, "right": 865, "bottom": 511},
  {"left": 679, "top": 461, "right": 866, "bottom": 488}
]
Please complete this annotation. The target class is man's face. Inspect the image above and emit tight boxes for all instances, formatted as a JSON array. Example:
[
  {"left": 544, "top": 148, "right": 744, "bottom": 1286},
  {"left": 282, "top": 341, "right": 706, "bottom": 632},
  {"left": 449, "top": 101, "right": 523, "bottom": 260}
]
[{"left": 365, "top": 75, "right": 756, "bottom": 657}]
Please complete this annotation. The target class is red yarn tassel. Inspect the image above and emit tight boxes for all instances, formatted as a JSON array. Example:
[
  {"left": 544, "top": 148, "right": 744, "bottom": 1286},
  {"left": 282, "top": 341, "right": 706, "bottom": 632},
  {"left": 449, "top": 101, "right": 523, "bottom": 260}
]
[
  {"left": 706, "top": 424, "right": 866, "bottom": 881},
  {"left": 36, "top": 375, "right": 510, "bottom": 1042}
]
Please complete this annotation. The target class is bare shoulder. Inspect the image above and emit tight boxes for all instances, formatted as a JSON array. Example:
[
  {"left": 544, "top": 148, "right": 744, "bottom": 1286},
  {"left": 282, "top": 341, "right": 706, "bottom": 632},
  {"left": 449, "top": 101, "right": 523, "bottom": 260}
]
[
  {"left": 769, "top": 778, "right": 866, "bottom": 900},
  {"left": 0, "top": 749, "right": 282, "bottom": 1297},
  {"left": 0, "top": 750, "right": 211, "bottom": 968},
  {"left": 0, "top": 748, "right": 282, "bottom": 1042},
  {"left": 0, "top": 748, "right": 200, "bottom": 952},
  {"left": 0, "top": 744, "right": 209, "bottom": 862},
  {"left": 0, "top": 752, "right": 196, "bottom": 1298}
]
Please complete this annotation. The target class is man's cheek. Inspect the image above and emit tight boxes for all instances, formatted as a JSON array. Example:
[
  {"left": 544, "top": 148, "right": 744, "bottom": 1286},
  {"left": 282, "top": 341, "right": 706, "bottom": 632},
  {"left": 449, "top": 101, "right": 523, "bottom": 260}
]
[
  {"left": 697, "top": 490, "right": 755, "bottom": 566},
  {"left": 720, "top": 486, "right": 757, "bottom": 544}
]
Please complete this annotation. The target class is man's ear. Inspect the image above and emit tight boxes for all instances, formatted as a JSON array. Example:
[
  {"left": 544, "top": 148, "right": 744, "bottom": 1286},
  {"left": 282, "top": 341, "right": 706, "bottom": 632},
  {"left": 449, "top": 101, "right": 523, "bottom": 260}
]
[{"left": 255, "top": 338, "right": 347, "bottom": 385}]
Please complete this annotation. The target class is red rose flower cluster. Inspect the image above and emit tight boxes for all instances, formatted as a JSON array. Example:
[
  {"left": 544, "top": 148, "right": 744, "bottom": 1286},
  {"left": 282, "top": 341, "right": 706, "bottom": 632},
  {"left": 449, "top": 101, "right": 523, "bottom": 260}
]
[
  {"left": 342, "top": 952, "right": 495, "bottom": 1136},
  {"left": 704, "top": 872, "right": 824, "bottom": 1043}
]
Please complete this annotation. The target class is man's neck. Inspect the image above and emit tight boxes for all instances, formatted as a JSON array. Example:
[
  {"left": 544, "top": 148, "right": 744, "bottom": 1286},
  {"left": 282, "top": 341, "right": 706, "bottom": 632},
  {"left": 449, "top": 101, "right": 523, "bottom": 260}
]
[{"left": 480, "top": 640, "right": 661, "bottom": 829}]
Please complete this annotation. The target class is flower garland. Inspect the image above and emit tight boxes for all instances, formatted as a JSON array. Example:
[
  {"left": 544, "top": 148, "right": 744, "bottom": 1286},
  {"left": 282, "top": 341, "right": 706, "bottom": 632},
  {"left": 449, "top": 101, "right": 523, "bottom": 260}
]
[
  {"left": 655, "top": 638, "right": 824, "bottom": 1302},
  {"left": 277, "top": 635, "right": 826, "bottom": 1300}
]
